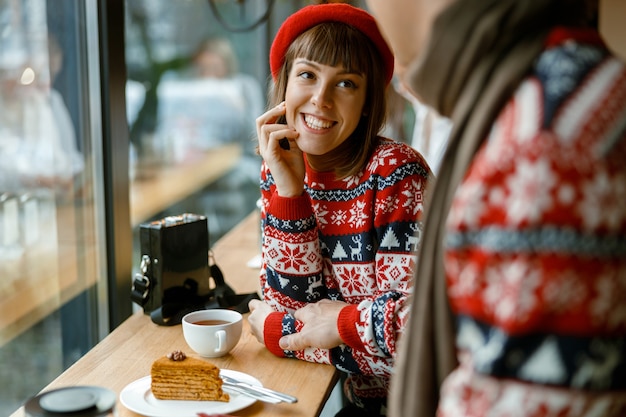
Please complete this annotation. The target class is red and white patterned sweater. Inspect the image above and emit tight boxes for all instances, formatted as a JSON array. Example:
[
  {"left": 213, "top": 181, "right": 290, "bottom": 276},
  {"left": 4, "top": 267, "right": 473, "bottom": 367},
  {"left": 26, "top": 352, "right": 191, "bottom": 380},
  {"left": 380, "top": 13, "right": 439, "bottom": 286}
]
[
  {"left": 259, "top": 138, "right": 430, "bottom": 407},
  {"left": 439, "top": 28, "right": 626, "bottom": 416}
]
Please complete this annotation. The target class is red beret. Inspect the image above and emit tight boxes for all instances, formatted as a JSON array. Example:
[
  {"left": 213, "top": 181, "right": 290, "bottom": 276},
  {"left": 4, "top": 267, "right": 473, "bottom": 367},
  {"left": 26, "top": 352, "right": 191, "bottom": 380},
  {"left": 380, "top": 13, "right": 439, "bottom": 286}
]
[{"left": 269, "top": 3, "right": 394, "bottom": 86}]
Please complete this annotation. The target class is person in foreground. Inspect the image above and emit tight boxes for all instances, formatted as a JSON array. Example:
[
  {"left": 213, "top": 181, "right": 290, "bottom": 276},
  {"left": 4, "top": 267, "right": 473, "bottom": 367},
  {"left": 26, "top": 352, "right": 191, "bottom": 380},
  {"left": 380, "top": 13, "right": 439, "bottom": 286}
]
[
  {"left": 247, "top": 3, "right": 432, "bottom": 416},
  {"left": 364, "top": 0, "right": 626, "bottom": 416}
]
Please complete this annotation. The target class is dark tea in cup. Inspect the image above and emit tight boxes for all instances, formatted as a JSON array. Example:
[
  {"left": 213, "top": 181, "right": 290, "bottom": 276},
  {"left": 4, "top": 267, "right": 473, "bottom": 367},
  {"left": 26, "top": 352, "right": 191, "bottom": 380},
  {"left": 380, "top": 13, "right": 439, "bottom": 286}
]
[
  {"left": 193, "top": 319, "right": 230, "bottom": 326},
  {"left": 182, "top": 309, "right": 243, "bottom": 357}
]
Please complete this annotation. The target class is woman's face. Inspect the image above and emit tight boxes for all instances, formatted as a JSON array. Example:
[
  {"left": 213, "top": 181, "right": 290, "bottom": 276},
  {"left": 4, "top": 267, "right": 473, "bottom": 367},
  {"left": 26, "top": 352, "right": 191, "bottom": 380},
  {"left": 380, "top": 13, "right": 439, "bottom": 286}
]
[
  {"left": 195, "top": 51, "right": 228, "bottom": 78},
  {"left": 365, "top": 0, "right": 455, "bottom": 81},
  {"left": 284, "top": 58, "right": 367, "bottom": 163}
]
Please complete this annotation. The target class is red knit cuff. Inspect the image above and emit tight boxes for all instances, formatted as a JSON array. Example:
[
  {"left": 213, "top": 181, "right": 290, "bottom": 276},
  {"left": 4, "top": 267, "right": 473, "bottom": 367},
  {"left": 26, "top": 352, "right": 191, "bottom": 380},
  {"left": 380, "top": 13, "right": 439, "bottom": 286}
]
[
  {"left": 268, "top": 191, "right": 313, "bottom": 221},
  {"left": 338, "top": 305, "right": 365, "bottom": 351},
  {"left": 264, "top": 312, "right": 287, "bottom": 357}
]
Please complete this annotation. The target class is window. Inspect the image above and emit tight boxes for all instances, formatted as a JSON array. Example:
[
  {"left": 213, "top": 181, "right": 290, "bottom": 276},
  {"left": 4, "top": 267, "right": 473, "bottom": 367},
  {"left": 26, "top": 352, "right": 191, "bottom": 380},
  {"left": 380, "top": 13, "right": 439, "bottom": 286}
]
[
  {"left": 0, "top": 1, "right": 326, "bottom": 414},
  {"left": 0, "top": 0, "right": 109, "bottom": 414},
  {"left": 124, "top": 1, "right": 279, "bottom": 267}
]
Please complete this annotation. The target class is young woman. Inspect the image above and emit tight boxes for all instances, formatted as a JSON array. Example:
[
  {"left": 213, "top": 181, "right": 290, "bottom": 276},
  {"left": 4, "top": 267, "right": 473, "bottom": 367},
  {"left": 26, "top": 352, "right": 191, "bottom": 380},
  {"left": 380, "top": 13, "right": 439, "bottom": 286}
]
[
  {"left": 365, "top": 0, "right": 626, "bottom": 416},
  {"left": 247, "top": 4, "right": 432, "bottom": 415}
]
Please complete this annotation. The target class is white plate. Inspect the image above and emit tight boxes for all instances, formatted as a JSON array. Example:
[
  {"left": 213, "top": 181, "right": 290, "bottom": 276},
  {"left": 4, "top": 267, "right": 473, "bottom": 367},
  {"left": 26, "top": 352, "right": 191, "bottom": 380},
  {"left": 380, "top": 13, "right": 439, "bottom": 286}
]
[{"left": 120, "top": 369, "right": 259, "bottom": 417}]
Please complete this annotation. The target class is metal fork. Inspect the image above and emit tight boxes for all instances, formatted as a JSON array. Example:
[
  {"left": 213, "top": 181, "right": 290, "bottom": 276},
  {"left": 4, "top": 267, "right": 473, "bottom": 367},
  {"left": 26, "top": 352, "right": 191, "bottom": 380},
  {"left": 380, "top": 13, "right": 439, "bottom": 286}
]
[{"left": 220, "top": 374, "right": 298, "bottom": 404}]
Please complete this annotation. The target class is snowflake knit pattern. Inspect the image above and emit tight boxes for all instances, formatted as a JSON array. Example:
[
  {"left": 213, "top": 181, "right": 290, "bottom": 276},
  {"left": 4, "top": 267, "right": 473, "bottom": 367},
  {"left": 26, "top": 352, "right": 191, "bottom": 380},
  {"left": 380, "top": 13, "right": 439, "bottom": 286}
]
[
  {"left": 259, "top": 138, "right": 430, "bottom": 412},
  {"left": 439, "top": 28, "right": 626, "bottom": 416}
]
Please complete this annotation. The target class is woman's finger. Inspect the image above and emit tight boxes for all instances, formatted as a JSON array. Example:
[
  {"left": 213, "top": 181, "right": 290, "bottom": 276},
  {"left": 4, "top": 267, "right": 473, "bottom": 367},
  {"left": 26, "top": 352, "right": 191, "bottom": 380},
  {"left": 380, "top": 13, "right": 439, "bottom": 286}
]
[
  {"left": 257, "top": 102, "right": 288, "bottom": 152},
  {"left": 259, "top": 125, "right": 296, "bottom": 155},
  {"left": 256, "top": 101, "right": 286, "bottom": 128},
  {"left": 267, "top": 128, "right": 299, "bottom": 150}
]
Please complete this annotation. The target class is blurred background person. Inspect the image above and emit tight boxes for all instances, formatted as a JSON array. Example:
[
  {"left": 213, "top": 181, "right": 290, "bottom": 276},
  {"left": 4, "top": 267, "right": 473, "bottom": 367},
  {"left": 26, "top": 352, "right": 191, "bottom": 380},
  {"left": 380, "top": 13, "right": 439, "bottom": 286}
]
[
  {"left": 157, "top": 36, "right": 264, "bottom": 157},
  {"left": 190, "top": 36, "right": 265, "bottom": 150},
  {"left": 155, "top": 35, "right": 265, "bottom": 240},
  {"left": 0, "top": 33, "right": 83, "bottom": 196}
]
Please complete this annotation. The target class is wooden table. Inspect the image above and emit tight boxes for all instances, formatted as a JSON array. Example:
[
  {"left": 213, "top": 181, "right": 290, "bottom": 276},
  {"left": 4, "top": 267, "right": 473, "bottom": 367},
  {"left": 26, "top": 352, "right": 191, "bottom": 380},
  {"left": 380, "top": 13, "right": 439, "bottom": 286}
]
[{"left": 10, "top": 213, "right": 339, "bottom": 417}]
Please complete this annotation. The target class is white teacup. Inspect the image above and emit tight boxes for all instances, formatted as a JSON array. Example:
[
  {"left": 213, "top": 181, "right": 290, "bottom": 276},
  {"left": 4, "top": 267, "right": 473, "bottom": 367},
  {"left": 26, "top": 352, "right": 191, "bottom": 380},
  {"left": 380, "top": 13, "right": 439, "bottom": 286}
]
[{"left": 182, "top": 309, "right": 243, "bottom": 358}]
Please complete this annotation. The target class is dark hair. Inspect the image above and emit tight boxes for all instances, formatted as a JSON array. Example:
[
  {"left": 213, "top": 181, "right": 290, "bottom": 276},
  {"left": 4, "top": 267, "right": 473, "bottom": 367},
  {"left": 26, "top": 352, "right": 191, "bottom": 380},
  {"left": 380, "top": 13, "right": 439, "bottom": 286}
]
[
  {"left": 559, "top": 0, "right": 599, "bottom": 28},
  {"left": 269, "top": 21, "right": 387, "bottom": 178}
]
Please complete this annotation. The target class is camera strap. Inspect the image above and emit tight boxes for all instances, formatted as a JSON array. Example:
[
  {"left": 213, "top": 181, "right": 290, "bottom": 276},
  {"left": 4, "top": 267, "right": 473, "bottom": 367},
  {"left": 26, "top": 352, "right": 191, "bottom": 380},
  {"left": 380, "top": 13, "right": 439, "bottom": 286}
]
[
  {"left": 131, "top": 255, "right": 152, "bottom": 307},
  {"left": 148, "top": 263, "right": 260, "bottom": 326}
]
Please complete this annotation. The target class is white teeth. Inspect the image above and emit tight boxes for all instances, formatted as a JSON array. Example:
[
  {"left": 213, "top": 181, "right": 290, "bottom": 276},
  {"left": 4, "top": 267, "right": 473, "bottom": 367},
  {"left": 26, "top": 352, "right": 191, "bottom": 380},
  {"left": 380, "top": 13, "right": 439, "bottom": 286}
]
[{"left": 304, "top": 114, "right": 333, "bottom": 130}]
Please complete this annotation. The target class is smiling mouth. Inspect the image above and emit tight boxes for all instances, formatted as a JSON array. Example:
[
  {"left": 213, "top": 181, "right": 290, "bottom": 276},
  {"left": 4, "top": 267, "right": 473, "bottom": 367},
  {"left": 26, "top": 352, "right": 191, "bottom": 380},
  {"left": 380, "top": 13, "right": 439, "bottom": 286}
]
[{"left": 303, "top": 114, "right": 334, "bottom": 130}]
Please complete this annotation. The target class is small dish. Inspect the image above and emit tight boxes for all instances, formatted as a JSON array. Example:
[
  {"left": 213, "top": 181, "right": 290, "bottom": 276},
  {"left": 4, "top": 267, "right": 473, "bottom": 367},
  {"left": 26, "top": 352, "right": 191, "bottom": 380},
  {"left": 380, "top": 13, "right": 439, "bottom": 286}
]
[{"left": 25, "top": 386, "right": 116, "bottom": 416}]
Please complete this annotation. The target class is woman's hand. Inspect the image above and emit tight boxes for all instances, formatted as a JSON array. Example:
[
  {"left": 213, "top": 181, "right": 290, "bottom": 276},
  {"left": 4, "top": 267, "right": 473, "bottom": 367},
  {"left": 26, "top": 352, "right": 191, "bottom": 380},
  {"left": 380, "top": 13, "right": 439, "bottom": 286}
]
[
  {"left": 279, "top": 299, "right": 347, "bottom": 351},
  {"left": 256, "top": 101, "right": 304, "bottom": 197},
  {"left": 247, "top": 299, "right": 274, "bottom": 345}
]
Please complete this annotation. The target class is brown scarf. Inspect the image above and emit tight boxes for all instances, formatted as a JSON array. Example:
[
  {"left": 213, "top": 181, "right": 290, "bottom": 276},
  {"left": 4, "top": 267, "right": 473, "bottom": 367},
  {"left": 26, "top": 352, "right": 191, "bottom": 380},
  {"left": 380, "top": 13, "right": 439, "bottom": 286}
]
[{"left": 387, "top": 0, "right": 574, "bottom": 415}]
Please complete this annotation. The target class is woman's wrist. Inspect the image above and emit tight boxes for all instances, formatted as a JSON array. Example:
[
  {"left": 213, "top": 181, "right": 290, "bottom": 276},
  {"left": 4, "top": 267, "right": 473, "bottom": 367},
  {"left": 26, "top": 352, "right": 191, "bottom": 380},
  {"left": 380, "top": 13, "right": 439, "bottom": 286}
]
[{"left": 276, "top": 187, "right": 304, "bottom": 198}]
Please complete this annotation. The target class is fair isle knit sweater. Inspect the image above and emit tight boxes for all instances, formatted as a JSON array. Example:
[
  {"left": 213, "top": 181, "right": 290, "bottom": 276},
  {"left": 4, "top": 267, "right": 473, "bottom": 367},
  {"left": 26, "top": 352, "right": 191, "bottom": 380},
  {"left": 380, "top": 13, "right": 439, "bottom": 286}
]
[
  {"left": 259, "top": 138, "right": 430, "bottom": 407},
  {"left": 439, "top": 28, "right": 626, "bottom": 416}
]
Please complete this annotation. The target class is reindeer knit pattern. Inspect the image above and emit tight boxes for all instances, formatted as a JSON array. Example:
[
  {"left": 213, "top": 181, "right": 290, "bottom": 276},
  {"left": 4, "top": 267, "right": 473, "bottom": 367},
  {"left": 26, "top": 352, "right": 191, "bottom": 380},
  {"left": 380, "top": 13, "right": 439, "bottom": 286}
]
[
  {"left": 438, "top": 29, "right": 626, "bottom": 416},
  {"left": 259, "top": 138, "right": 430, "bottom": 410}
]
